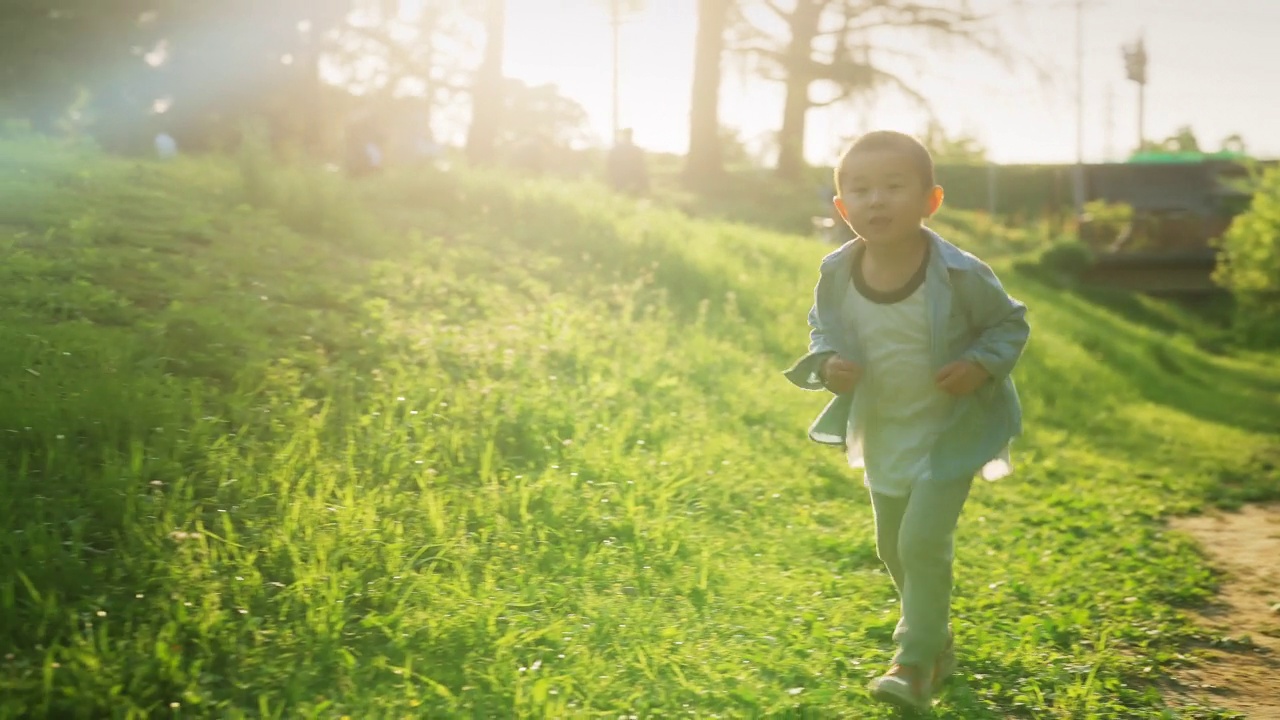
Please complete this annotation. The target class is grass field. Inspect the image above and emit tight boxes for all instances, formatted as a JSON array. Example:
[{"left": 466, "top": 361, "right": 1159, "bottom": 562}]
[{"left": 1, "top": 137, "right": 1278, "bottom": 718}]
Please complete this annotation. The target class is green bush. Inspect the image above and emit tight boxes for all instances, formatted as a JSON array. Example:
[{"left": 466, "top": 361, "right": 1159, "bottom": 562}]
[
  {"left": 1016, "top": 238, "right": 1094, "bottom": 287},
  {"left": 1079, "top": 199, "right": 1135, "bottom": 252},
  {"left": 234, "top": 125, "right": 366, "bottom": 242},
  {"left": 930, "top": 209, "right": 1052, "bottom": 258},
  {"left": 1213, "top": 163, "right": 1280, "bottom": 346}
]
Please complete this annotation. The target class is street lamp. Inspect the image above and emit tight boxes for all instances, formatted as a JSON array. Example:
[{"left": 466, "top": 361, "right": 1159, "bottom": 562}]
[{"left": 1122, "top": 35, "right": 1148, "bottom": 152}]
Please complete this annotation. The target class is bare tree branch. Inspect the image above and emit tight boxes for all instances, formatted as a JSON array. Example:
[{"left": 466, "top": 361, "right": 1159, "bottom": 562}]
[
  {"left": 761, "top": 0, "right": 789, "bottom": 19},
  {"left": 811, "top": 87, "right": 853, "bottom": 107},
  {"left": 728, "top": 42, "right": 785, "bottom": 56},
  {"left": 735, "top": 0, "right": 1022, "bottom": 176}
]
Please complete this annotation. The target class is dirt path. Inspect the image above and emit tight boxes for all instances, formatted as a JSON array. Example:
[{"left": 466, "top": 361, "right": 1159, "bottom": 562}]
[{"left": 1164, "top": 504, "right": 1280, "bottom": 718}]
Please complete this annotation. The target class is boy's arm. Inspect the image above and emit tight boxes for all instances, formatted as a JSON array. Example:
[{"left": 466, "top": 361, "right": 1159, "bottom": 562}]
[
  {"left": 807, "top": 302, "right": 836, "bottom": 356},
  {"left": 782, "top": 302, "right": 836, "bottom": 391},
  {"left": 958, "top": 262, "right": 1029, "bottom": 381}
]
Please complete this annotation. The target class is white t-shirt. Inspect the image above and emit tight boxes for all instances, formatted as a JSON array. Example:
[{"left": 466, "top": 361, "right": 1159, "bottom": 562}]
[{"left": 843, "top": 251, "right": 956, "bottom": 497}]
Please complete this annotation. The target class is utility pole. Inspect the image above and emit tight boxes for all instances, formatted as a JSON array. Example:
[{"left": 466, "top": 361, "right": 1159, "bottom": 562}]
[
  {"left": 1072, "top": 0, "right": 1086, "bottom": 213},
  {"left": 1138, "top": 71, "right": 1145, "bottom": 150},
  {"left": 1075, "top": 0, "right": 1083, "bottom": 168},
  {"left": 1104, "top": 84, "right": 1115, "bottom": 162},
  {"left": 612, "top": 0, "right": 621, "bottom": 143}
]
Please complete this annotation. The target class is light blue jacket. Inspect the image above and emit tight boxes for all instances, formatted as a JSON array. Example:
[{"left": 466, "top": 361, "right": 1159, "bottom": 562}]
[{"left": 782, "top": 228, "right": 1030, "bottom": 484}]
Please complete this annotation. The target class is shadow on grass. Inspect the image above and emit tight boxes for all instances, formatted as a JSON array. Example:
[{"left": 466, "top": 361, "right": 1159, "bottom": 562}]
[
  {"left": 1012, "top": 271, "right": 1280, "bottom": 438},
  {"left": 1073, "top": 285, "right": 1233, "bottom": 342}
]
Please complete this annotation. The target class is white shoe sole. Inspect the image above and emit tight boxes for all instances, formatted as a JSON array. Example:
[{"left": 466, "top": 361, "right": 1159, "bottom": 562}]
[{"left": 868, "top": 677, "right": 932, "bottom": 712}]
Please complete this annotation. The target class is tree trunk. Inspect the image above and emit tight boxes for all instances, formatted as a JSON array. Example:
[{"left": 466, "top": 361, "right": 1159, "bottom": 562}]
[
  {"left": 466, "top": 0, "right": 506, "bottom": 165},
  {"left": 776, "top": 74, "right": 811, "bottom": 181},
  {"left": 684, "top": 0, "right": 730, "bottom": 188},
  {"left": 774, "top": 0, "right": 822, "bottom": 181},
  {"left": 301, "top": 40, "right": 325, "bottom": 156}
]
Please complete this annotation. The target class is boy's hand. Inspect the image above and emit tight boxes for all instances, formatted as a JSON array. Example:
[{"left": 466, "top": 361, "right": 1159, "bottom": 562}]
[
  {"left": 820, "top": 355, "right": 863, "bottom": 395},
  {"left": 935, "top": 361, "right": 991, "bottom": 396}
]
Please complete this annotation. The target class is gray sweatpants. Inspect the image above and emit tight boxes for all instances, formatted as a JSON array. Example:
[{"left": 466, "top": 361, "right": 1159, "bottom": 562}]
[{"left": 870, "top": 475, "right": 973, "bottom": 668}]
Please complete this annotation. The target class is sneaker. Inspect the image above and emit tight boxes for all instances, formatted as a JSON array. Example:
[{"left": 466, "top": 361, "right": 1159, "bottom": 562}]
[{"left": 868, "top": 663, "right": 933, "bottom": 712}]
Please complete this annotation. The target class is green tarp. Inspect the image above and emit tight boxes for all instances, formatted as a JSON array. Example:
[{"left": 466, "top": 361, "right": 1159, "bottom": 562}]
[{"left": 1127, "top": 150, "right": 1247, "bottom": 164}]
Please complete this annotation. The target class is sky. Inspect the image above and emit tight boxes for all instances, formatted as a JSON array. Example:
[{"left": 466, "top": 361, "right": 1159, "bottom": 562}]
[{"left": 500, "top": 0, "right": 1280, "bottom": 165}]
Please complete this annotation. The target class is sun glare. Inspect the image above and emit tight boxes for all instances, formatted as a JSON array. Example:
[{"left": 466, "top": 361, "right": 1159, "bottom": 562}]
[{"left": 504, "top": 1, "right": 695, "bottom": 152}]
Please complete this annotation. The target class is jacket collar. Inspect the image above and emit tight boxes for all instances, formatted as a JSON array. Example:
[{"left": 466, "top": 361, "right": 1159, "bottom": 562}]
[
  {"left": 819, "top": 227, "right": 966, "bottom": 284},
  {"left": 816, "top": 226, "right": 959, "bottom": 369}
]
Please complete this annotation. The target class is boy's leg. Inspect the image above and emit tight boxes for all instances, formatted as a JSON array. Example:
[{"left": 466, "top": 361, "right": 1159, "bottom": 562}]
[
  {"left": 869, "top": 490, "right": 908, "bottom": 593},
  {"left": 893, "top": 475, "right": 973, "bottom": 669},
  {"left": 869, "top": 491, "right": 909, "bottom": 641}
]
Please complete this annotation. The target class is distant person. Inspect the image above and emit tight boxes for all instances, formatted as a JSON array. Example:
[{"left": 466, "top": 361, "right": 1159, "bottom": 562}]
[
  {"left": 365, "top": 140, "right": 383, "bottom": 171},
  {"left": 781, "top": 131, "right": 1030, "bottom": 712},
  {"left": 154, "top": 132, "right": 178, "bottom": 160},
  {"left": 414, "top": 136, "right": 447, "bottom": 166},
  {"left": 344, "top": 115, "right": 385, "bottom": 177},
  {"left": 606, "top": 128, "right": 649, "bottom": 195}
]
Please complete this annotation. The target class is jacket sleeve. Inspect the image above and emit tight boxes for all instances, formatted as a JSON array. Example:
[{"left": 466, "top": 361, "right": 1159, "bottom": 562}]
[
  {"left": 958, "top": 261, "right": 1029, "bottom": 381},
  {"left": 782, "top": 302, "right": 837, "bottom": 391}
]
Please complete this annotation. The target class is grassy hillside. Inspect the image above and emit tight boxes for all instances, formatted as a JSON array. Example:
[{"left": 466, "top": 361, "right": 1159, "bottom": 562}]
[{"left": 1, "top": 137, "right": 1278, "bottom": 719}]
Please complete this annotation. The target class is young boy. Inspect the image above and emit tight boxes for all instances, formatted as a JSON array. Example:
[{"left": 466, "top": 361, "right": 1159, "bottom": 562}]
[{"left": 782, "top": 131, "right": 1030, "bottom": 711}]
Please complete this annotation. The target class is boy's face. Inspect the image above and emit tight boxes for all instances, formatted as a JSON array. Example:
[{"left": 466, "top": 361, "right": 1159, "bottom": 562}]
[{"left": 834, "top": 149, "right": 942, "bottom": 246}]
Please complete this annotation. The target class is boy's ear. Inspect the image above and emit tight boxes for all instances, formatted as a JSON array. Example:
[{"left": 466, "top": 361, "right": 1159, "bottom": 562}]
[
  {"left": 927, "top": 186, "right": 945, "bottom": 216},
  {"left": 833, "top": 195, "right": 850, "bottom": 223}
]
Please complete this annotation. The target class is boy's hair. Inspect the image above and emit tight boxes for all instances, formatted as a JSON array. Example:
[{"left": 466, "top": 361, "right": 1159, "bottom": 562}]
[{"left": 834, "top": 131, "right": 935, "bottom": 195}]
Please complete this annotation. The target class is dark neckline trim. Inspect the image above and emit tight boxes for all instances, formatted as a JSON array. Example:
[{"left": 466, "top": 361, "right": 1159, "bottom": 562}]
[{"left": 851, "top": 240, "right": 929, "bottom": 305}]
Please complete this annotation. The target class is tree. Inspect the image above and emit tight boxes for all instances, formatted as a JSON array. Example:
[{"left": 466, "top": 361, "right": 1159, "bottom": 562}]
[
  {"left": 1135, "top": 128, "right": 1251, "bottom": 157},
  {"left": 1220, "top": 133, "right": 1247, "bottom": 155},
  {"left": 0, "top": 1, "right": 153, "bottom": 136},
  {"left": 1139, "top": 125, "right": 1201, "bottom": 154},
  {"left": 1163, "top": 125, "right": 1200, "bottom": 153},
  {"left": 329, "top": 1, "right": 473, "bottom": 152},
  {"left": 1213, "top": 162, "right": 1280, "bottom": 345},
  {"left": 738, "top": 0, "right": 1003, "bottom": 181},
  {"left": 165, "top": 1, "right": 355, "bottom": 151},
  {"left": 465, "top": 0, "right": 506, "bottom": 165},
  {"left": 0, "top": 1, "right": 357, "bottom": 153},
  {"left": 499, "top": 79, "right": 592, "bottom": 149},
  {"left": 685, "top": 0, "right": 736, "bottom": 187},
  {"left": 922, "top": 120, "right": 986, "bottom": 164}
]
